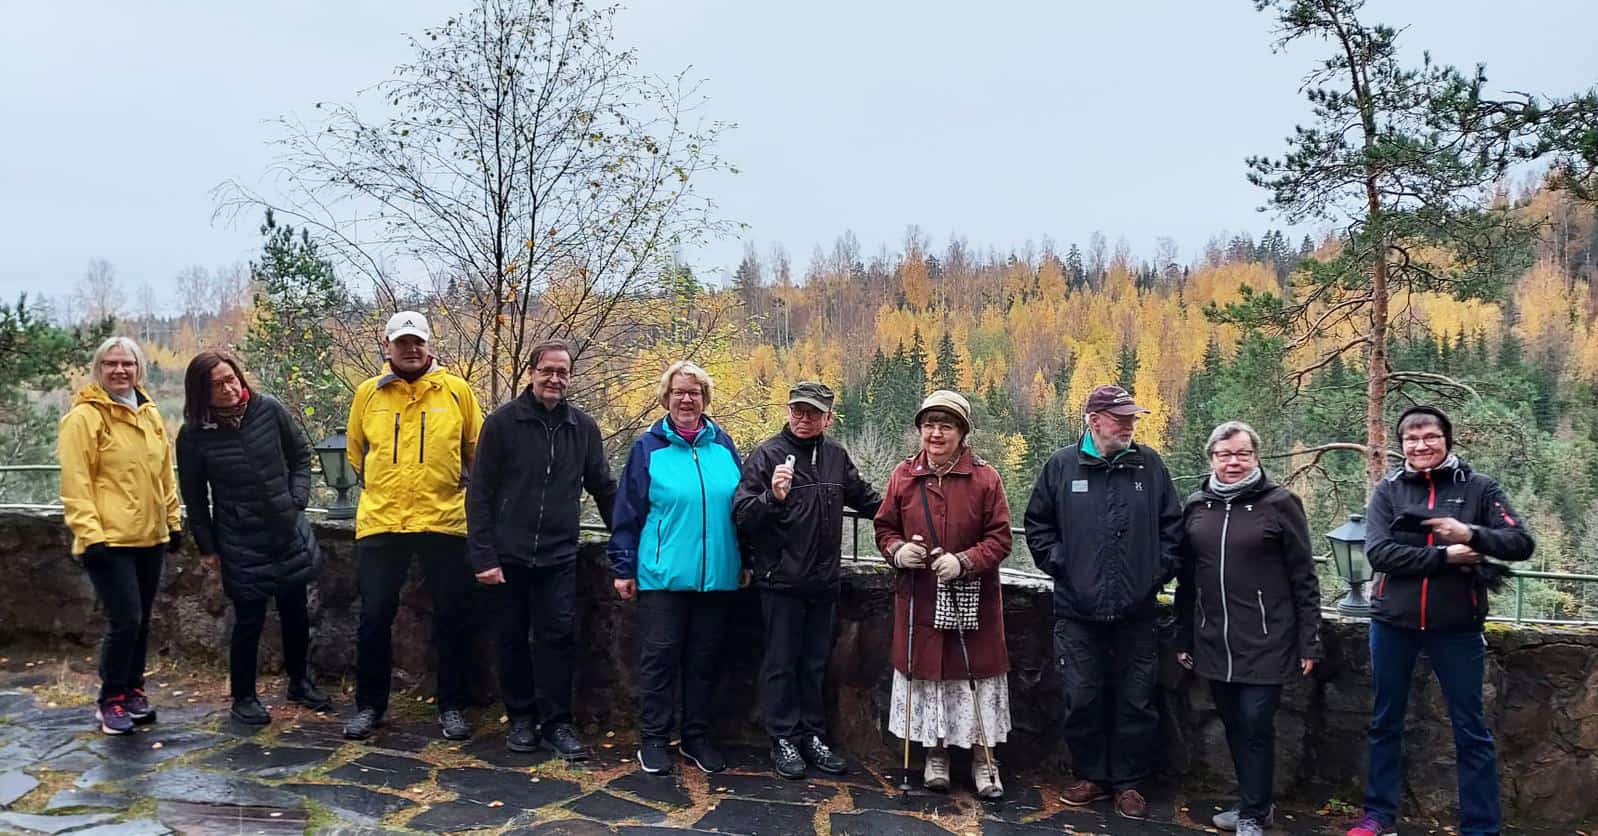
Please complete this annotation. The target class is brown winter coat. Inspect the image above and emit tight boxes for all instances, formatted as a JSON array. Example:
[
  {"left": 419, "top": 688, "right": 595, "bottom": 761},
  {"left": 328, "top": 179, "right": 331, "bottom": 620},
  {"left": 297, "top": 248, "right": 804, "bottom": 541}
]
[{"left": 874, "top": 447, "right": 1013, "bottom": 681}]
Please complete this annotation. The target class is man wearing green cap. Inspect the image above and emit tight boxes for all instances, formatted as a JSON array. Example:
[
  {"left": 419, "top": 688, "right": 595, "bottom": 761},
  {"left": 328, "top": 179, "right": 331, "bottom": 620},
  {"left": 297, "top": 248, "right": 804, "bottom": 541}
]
[{"left": 734, "top": 381, "right": 882, "bottom": 780}]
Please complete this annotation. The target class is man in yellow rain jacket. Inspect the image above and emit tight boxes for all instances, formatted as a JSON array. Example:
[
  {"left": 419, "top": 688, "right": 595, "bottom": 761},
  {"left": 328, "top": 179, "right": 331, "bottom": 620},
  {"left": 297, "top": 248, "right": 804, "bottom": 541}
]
[{"left": 342, "top": 311, "right": 485, "bottom": 742}]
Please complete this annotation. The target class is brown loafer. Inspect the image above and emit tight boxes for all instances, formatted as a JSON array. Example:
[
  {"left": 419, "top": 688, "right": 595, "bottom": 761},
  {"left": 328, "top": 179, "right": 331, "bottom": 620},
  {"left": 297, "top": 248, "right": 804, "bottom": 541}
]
[
  {"left": 1060, "top": 779, "right": 1110, "bottom": 806},
  {"left": 1115, "top": 788, "right": 1149, "bottom": 820}
]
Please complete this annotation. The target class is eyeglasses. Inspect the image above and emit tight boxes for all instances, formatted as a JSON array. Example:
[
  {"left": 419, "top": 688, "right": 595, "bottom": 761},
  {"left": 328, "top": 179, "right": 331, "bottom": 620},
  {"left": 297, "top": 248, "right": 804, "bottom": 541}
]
[
  {"left": 669, "top": 388, "right": 703, "bottom": 401},
  {"left": 534, "top": 366, "right": 570, "bottom": 379},
  {"left": 1402, "top": 433, "right": 1446, "bottom": 447},
  {"left": 1095, "top": 412, "right": 1140, "bottom": 426},
  {"left": 1211, "top": 450, "right": 1256, "bottom": 463}
]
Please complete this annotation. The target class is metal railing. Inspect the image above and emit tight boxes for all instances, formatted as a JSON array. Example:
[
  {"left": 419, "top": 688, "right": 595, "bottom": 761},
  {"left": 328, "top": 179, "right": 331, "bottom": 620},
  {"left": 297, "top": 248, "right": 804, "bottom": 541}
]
[{"left": 6, "top": 464, "right": 1598, "bottom": 624}]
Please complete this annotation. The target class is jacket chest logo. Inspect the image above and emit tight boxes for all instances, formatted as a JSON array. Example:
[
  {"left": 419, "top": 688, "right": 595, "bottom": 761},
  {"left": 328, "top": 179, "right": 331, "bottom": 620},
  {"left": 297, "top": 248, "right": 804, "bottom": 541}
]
[{"left": 1133, "top": 481, "right": 1143, "bottom": 492}]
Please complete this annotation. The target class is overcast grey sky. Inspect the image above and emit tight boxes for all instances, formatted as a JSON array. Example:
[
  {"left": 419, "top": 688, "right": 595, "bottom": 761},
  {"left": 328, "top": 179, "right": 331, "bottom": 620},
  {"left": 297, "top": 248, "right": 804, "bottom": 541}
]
[{"left": 2, "top": 1, "right": 1593, "bottom": 307}]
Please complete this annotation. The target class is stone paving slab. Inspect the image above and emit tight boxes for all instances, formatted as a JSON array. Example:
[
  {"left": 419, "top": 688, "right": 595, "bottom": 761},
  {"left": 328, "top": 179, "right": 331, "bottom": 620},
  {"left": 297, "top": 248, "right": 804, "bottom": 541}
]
[
  {"left": 43, "top": 787, "right": 132, "bottom": 812},
  {"left": 0, "top": 770, "right": 40, "bottom": 808},
  {"left": 437, "top": 765, "right": 583, "bottom": 810},
  {"left": 459, "top": 733, "right": 555, "bottom": 769},
  {"left": 405, "top": 797, "right": 529, "bottom": 831},
  {"left": 72, "top": 819, "right": 173, "bottom": 836},
  {"left": 694, "top": 797, "right": 818, "bottom": 835},
  {"left": 132, "top": 766, "right": 307, "bottom": 809},
  {"left": 511, "top": 820, "right": 619, "bottom": 835},
  {"left": 327, "top": 752, "right": 434, "bottom": 790},
  {"left": 281, "top": 782, "right": 419, "bottom": 824},
  {"left": 566, "top": 790, "right": 668, "bottom": 825},
  {"left": 606, "top": 770, "right": 693, "bottom": 808},
  {"left": 157, "top": 799, "right": 310, "bottom": 835},
  {"left": 86, "top": 727, "right": 226, "bottom": 766},
  {"left": 832, "top": 808, "right": 958, "bottom": 835},
  {"left": 849, "top": 785, "right": 964, "bottom": 816},
  {"left": 200, "top": 740, "right": 336, "bottom": 778},
  {"left": 74, "top": 759, "right": 155, "bottom": 788},
  {"left": 0, "top": 811, "right": 118, "bottom": 834},
  {"left": 706, "top": 771, "right": 840, "bottom": 804}
]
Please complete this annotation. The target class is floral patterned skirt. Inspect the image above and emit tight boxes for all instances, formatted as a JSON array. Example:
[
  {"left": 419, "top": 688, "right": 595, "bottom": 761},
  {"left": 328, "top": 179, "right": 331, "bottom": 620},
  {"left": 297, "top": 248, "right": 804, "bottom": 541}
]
[{"left": 888, "top": 670, "right": 1011, "bottom": 749}]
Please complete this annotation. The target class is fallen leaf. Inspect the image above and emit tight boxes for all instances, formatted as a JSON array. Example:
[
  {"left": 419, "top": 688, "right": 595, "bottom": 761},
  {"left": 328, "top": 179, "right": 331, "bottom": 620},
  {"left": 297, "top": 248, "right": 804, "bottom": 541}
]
[
  {"left": 46, "top": 701, "right": 59, "bottom": 708},
  {"left": 488, "top": 800, "right": 504, "bottom": 808},
  {"left": 605, "top": 731, "right": 616, "bottom": 739},
  {"left": 152, "top": 742, "right": 164, "bottom": 749},
  {"left": 172, "top": 690, "right": 185, "bottom": 696},
  {"left": 269, "top": 811, "right": 283, "bottom": 817}
]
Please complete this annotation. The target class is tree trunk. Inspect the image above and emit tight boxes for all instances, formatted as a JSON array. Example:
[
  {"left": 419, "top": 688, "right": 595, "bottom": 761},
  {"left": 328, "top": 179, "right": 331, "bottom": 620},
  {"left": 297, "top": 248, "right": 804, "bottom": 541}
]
[{"left": 1366, "top": 251, "right": 1389, "bottom": 494}]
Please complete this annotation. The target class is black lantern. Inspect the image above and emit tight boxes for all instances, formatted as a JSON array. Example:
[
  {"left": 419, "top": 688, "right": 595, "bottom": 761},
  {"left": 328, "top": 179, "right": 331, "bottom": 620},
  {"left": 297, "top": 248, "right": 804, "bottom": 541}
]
[
  {"left": 1327, "top": 513, "right": 1371, "bottom": 616},
  {"left": 314, "top": 433, "right": 357, "bottom": 521}
]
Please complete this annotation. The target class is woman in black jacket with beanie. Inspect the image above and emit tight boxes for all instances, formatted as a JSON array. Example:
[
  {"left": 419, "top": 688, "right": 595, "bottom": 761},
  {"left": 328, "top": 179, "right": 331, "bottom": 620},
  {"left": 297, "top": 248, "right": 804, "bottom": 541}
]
[
  {"left": 1175, "top": 421, "right": 1322, "bottom": 836},
  {"left": 176, "top": 352, "right": 332, "bottom": 724},
  {"left": 1346, "top": 405, "right": 1533, "bottom": 836}
]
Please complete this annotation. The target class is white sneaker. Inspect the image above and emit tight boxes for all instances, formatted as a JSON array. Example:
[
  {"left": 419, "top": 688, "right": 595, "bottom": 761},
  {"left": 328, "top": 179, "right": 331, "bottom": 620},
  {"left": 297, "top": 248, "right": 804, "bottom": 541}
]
[
  {"left": 972, "top": 747, "right": 1003, "bottom": 799},
  {"left": 1215, "top": 804, "right": 1276, "bottom": 831},
  {"left": 922, "top": 747, "right": 950, "bottom": 791}
]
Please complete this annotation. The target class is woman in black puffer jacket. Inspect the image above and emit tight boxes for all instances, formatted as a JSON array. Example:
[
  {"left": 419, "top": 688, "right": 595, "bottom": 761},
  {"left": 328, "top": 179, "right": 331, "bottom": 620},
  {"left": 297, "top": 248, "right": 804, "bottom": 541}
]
[{"left": 176, "top": 352, "right": 332, "bottom": 724}]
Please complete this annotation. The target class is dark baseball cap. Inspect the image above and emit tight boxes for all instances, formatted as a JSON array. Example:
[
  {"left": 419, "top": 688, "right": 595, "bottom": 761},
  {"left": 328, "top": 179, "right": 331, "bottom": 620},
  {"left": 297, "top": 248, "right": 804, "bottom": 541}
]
[
  {"left": 1084, "top": 384, "right": 1150, "bottom": 416},
  {"left": 788, "top": 381, "right": 835, "bottom": 412}
]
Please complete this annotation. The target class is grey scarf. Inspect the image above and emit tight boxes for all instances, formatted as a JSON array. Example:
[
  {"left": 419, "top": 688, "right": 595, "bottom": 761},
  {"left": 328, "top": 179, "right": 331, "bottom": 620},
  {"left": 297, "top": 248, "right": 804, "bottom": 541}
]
[
  {"left": 1208, "top": 465, "right": 1263, "bottom": 500},
  {"left": 1405, "top": 453, "right": 1460, "bottom": 475}
]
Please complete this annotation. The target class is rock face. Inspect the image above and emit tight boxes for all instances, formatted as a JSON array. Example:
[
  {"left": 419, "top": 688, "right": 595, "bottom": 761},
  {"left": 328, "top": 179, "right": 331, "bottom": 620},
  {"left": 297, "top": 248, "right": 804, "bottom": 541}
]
[{"left": 3, "top": 508, "right": 1597, "bottom": 827}]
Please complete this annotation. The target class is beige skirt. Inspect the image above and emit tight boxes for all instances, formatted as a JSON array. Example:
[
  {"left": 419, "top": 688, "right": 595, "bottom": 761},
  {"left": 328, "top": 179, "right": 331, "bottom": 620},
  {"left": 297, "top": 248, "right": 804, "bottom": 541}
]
[{"left": 888, "top": 670, "right": 1011, "bottom": 749}]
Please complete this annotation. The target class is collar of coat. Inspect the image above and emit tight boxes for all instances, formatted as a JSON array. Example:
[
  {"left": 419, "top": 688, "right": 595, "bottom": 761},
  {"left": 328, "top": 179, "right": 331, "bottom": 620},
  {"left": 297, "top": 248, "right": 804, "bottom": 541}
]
[
  {"left": 376, "top": 361, "right": 443, "bottom": 389},
  {"left": 651, "top": 414, "right": 725, "bottom": 448},
  {"left": 511, "top": 388, "right": 577, "bottom": 425},
  {"left": 1075, "top": 433, "right": 1143, "bottom": 467},
  {"left": 906, "top": 445, "right": 985, "bottom": 476},
  {"left": 1387, "top": 455, "right": 1472, "bottom": 485},
  {"left": 75, "top": 383, "right": 154, "bottom": 421},
  {"left": 1194, "top": 466, "right": 1278, "bottom": 503}
]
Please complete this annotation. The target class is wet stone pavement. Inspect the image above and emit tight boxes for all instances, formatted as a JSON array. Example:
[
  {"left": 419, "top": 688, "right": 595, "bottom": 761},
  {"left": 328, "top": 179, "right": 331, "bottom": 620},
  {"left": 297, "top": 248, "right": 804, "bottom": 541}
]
[{"left": 0, "top": 667, "right": 1568, "bottom": 835}]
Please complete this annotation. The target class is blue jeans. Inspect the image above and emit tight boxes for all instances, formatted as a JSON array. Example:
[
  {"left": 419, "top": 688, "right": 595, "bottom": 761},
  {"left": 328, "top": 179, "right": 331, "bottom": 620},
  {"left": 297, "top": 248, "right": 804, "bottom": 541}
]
[{"left": 1364, "top": 620, "right": 1499, "bottom": 836}]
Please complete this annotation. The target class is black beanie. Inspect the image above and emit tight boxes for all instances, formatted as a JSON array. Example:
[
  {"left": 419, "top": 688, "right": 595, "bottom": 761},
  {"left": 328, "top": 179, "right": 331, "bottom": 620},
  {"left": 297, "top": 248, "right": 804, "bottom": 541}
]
[{"left": 1396, "top": 404, "right": 1454, "bottom": 450}]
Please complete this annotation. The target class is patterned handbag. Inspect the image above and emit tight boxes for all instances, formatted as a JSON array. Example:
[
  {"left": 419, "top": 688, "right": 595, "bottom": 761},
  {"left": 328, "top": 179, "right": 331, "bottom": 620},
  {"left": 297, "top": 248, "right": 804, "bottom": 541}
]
[{"left": 919, "top": 479, "right": 980, "bottom": 632}]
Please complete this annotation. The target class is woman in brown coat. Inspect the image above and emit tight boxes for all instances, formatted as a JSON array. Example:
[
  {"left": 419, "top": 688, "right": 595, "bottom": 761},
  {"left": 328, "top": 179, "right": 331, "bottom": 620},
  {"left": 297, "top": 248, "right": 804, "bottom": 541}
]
[{"left": 874, "top": 390, "right": 1013, "bottom": 798}]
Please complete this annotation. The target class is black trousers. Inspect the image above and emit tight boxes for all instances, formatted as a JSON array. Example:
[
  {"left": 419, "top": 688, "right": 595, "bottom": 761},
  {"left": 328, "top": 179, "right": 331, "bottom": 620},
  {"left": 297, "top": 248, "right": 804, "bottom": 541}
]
[
  {"left": 636, "top": 590, "right": 728, "bottom": 747},
  {"left": 229, "top": 582, "right": 311, "bottom": 700},
  {"left": 1054, "top": 614, "right": 1160, "bottom": 790},
  {"left": 82, "top": 545, "right": 165, "bottom": 701},
  {"left": 1210, "top": 680, "right": 1282, "bottom": 820},
  {"left": 355, "top": 533, "right": 473, "bottom": 714},
  {"left": 495, "top": 561, "right": 577, "bottom": 725},
  {"left": 759, "top": 589, "right": 836, "bottom": 741}
]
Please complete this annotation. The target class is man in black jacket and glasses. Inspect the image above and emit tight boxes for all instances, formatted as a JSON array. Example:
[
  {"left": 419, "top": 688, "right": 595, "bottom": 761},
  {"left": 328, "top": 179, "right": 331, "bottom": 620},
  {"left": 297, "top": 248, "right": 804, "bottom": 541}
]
[{"left": 467, "top": 339, "right": 617, "bottom": 759}]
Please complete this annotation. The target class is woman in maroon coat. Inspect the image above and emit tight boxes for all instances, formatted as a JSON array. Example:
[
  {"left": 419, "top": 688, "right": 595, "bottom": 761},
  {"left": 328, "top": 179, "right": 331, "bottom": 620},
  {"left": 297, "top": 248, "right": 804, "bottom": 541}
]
[{"left": 874, "top": 390, "right": 1013, "bottom": 799}]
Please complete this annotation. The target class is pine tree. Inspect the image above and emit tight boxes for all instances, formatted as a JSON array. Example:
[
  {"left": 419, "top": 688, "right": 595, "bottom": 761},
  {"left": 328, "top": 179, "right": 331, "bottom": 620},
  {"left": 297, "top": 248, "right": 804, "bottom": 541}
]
[
  {"left": 906, "top": 328, "right": 930, "bottom": 398},
  {"left": 1116, "top": 341, "right": 1139, "bottom": 393},
  {"left": 933, "top": 329, "right": 962, "bottom": 391},
  {"left": 243, "top": 210, "right": 353, "bottom": 442}
]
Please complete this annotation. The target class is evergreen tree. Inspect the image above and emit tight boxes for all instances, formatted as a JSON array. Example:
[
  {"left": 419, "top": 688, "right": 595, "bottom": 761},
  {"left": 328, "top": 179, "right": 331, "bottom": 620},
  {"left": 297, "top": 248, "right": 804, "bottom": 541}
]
[
  {"left": 0, "top": 295, "right": 110, "bottom": 501},
  {"left": 1064, "top": 244, "right": 1087, "bottom": 290},
  {"left": 243, "top": 210, "right": 353, "bottom": 442},
  {"left": 933, "top": 329, "right": 962, "bottom": 391},
  {"left": 906, "top": 328, "right": 930, "bottom": 398},
  {"left": 1116, "top": 341, "right": 1139, "bottom": 393}
]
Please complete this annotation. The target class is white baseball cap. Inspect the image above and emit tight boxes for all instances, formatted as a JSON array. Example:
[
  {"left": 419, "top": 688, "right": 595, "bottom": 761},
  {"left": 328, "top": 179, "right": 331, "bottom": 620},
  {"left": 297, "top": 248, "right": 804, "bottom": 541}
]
[{"left": 385, "top": 311, "right": 431, "bottom": 342}]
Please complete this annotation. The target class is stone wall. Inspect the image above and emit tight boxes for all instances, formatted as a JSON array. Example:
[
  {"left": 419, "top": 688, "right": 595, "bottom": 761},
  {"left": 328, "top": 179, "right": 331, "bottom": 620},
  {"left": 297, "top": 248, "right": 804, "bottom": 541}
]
[{"left": 2, "top": 509, "right": 1596, "bottom": 827}]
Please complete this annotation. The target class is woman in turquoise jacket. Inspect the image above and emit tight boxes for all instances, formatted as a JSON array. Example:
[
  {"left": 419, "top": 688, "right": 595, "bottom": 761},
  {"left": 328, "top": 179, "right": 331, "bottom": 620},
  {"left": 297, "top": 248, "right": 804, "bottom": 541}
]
[{"left": 610, "top": 360, "right": 745, "bottom": 777}]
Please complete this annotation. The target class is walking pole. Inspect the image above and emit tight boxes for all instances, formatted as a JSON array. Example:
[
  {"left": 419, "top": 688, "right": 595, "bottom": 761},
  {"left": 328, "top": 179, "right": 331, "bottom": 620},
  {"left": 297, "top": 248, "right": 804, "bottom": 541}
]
[
  {"left": 953, "top": 589, "right": 998, "bottom": 794},
  {"left": 898, "top": 566, "right": 916, "bottom": 793}
]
